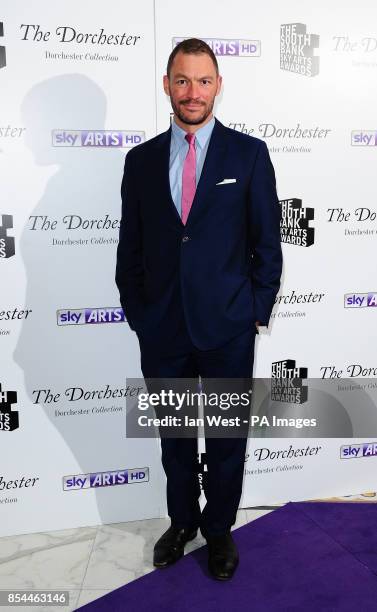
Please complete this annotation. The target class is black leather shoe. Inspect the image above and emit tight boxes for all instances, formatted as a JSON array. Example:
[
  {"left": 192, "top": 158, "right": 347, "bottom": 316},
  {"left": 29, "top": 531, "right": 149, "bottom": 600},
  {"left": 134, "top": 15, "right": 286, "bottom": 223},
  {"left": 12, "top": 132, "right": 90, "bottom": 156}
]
[
  {"left": 153, "top": 526, "right": 197, "bottom": 568},
  {"left": 206, "top": 533, "right": 239, "bottom": 581}
]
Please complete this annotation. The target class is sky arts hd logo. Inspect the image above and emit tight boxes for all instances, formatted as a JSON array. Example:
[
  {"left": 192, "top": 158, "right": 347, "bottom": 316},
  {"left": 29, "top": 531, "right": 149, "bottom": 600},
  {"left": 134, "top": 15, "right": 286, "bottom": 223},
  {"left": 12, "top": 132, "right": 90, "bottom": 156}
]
[
  {"left": 172, "top": 37, "right": 260, "bottom": 57},
  {"left": 340, "top": 443, "right": 377, "bottom": 459},
  {"left": 0, "top": 215, "right": 15, "bottom": 259},
  {"left": 52, "top": 130, "right": 145, "bottom": 147},
  {"left": 63, "top": 467, "right": 149, "bottom": 490},
  {"left": 344, "top": 293, "right": 377, "bottom": 308},
  {"left": 57, "top": 307, "right": 126, "bottom": 326},
  {"left": 0, "top": 22, "right": 6, "bottom": 69},
  {"left": 351, "top": 131, "right": 377, "bottom": 146}
]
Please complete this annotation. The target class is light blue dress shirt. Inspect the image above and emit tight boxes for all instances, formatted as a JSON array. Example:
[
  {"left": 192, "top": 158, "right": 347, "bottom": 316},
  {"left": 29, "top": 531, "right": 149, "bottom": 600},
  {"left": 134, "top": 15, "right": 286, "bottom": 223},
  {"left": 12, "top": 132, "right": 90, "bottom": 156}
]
[{"left": 169, "top": 116, "right": 215, "bottom": 217}]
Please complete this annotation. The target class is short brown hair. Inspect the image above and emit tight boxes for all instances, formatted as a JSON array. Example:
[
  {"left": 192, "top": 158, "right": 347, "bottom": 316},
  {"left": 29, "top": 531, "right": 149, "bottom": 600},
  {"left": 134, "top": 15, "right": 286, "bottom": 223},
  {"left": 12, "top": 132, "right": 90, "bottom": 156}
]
[{"left": 167, "top": 38, "right": 219, "bottom": 78}]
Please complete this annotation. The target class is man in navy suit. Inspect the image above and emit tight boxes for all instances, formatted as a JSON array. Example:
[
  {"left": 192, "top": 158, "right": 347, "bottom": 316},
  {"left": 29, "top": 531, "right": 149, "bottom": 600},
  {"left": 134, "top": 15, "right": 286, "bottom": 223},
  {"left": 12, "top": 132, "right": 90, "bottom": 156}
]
[{"left": 116, "top": 38, "right": 282, "bottom": 580}]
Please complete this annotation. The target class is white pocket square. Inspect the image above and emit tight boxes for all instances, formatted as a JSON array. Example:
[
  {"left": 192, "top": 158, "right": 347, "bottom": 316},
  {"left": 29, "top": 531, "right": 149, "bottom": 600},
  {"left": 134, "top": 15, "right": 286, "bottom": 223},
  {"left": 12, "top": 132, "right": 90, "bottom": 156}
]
[{"left": 216, "top": 178, "right": 237, "bottom": 185}]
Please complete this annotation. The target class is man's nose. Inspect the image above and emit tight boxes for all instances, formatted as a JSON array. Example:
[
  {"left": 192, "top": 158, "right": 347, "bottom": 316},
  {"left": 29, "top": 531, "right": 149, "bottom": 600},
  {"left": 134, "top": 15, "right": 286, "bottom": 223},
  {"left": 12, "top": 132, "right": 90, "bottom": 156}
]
[{"left": 187, "top": 81, "right": 200, "bottom": 99}]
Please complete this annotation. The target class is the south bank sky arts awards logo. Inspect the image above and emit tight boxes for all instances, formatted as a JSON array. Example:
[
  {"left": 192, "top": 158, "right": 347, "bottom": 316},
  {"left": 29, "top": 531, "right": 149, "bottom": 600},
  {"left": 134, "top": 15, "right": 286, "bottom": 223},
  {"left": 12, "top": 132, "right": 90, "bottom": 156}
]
[
  {"left": 280, "top": 23, "right": 319, "bottom": 77},
  {"left": 0, "top": 382, "right": 19, "bottom": 432},
  {"left": 279, "top": 198, "right": 315, "bottom": 247},
  {"left": 271, "top": 360, "right": 308, "bottom": 404},
  {"left": 0, "top": 215, "right": 15, "bottom": 259},
  {"left": 172, "top": 36, "right": 261, "bottom": 57},
  {"left": 0, "top": 22, "right": 6, "bottom": 69}
]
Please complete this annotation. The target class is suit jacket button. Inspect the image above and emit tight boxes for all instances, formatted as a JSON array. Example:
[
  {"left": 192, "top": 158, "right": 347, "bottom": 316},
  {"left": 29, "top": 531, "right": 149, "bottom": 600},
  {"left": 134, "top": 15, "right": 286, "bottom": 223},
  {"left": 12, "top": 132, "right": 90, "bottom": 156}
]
[{"left": 182, "top": 236, "right": 190, "bottom": 242}]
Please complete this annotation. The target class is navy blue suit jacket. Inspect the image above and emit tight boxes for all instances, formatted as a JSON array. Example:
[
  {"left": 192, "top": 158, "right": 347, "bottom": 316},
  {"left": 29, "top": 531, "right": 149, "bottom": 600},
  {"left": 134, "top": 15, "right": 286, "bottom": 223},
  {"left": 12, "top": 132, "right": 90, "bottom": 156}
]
[{"left": 116, "top": 117, "right": 282, "bottom": 351}]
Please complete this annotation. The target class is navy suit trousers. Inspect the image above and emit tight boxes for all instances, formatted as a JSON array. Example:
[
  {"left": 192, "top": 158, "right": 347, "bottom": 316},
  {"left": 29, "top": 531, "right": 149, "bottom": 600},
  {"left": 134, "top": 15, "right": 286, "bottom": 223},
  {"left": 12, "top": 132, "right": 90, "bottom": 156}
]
[{"left": 139, "top": 322, "right": 256, "bottom": 537}]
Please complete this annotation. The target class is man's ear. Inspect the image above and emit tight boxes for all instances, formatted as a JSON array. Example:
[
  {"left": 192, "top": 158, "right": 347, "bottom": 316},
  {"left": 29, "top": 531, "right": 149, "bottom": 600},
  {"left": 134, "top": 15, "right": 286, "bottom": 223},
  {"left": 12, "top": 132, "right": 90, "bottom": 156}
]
[
  {"left": 216, "top": 75, "right": 223, "bottom": 96},
  {"left": 163, "top": 75, "right": 170, "bottom": 96}
]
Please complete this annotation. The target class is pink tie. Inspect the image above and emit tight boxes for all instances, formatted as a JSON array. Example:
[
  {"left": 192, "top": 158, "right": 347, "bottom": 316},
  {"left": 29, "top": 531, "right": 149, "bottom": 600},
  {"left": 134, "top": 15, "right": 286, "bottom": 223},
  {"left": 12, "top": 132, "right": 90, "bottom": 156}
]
[{"left": 181, "top": 133, "right": 196, "bottom": 225}]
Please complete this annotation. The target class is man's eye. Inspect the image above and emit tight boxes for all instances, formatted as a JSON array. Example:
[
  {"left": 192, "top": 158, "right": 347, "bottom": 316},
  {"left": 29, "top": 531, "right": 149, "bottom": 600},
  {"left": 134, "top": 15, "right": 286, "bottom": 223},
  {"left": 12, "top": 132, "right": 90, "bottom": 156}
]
[
  {"left": 177, "top": 79, "right": 186, "bottom": 85},
  {"left": 202, "top": 80, "right": 210, "bottom": 85}
]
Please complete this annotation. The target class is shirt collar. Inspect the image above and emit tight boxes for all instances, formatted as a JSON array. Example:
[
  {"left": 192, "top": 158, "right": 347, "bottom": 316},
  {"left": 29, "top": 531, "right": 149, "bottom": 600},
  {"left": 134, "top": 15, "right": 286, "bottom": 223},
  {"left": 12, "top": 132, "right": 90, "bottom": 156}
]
[{"left": 171, "top": 116, "right": 215, "bottom": 150}]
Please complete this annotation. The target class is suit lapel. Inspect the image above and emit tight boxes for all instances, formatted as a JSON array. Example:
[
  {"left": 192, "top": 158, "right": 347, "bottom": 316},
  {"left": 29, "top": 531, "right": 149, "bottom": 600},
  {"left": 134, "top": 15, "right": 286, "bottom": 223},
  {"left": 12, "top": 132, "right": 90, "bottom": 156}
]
[
  {"left": 152, "top": 126, "right": 184, "bottom": 227},
  {"left": 152, "top": 117, "right": 229, "bottom": 229},
  {"left": 186, "top": 117, "right": 228, "bottom": 228}
]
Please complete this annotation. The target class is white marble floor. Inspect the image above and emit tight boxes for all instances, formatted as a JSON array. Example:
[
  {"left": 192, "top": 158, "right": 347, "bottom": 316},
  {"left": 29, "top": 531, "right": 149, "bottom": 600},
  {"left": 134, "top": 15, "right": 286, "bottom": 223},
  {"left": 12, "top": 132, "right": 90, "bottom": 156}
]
[{"left": 0, "top": 507, "right": 274, "bottom": 612}]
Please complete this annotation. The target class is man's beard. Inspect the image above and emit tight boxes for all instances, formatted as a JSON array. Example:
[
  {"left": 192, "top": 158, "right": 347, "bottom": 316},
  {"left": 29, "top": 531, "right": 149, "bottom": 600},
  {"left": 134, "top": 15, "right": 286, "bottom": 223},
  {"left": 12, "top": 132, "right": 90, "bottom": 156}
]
[{"left": 170, "top": 97, "right": 214, "bottom": 126}]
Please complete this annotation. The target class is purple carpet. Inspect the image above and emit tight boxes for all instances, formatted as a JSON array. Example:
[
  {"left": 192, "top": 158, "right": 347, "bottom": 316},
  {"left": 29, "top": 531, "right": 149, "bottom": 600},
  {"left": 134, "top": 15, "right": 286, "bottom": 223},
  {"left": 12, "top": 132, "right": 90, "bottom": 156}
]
[{"left": 76, "top": 502, "right": 377, "bottom": 611}]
